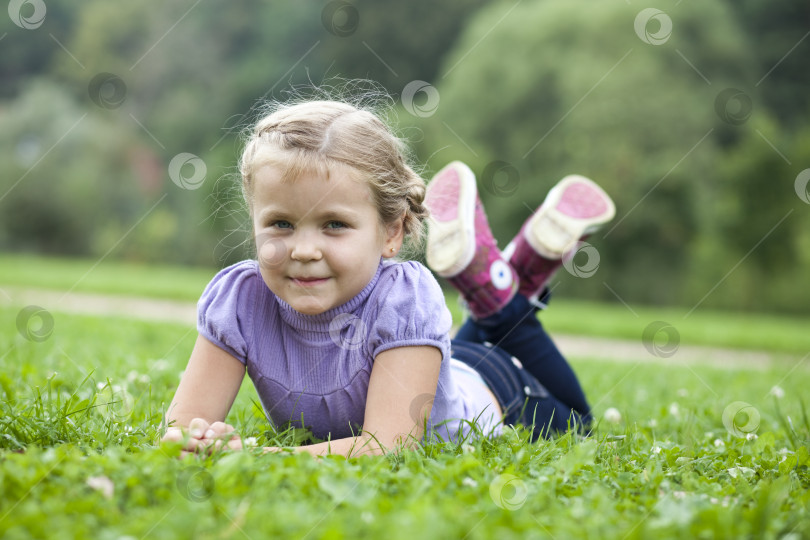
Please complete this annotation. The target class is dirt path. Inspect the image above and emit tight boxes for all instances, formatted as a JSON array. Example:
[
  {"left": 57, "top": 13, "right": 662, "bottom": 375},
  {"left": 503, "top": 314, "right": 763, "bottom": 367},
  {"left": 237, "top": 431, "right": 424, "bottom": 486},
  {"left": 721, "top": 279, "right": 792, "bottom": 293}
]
[{"left": 1, "top": 286, "right": 803, "bottom": 370}]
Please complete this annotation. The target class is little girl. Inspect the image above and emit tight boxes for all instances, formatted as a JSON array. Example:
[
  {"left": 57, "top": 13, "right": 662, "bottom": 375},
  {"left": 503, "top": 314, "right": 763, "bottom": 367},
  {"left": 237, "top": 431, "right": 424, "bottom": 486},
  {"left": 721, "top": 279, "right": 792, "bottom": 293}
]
[{"left": 162, "top": 98, "right": 614, "bottom": 456}]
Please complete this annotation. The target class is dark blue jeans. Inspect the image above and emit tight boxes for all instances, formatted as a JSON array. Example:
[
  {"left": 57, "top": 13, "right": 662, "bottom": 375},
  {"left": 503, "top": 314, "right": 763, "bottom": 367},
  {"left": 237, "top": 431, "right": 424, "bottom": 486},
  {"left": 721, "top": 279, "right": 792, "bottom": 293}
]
[{"left": 451, "top": 292, "right": 592, "bottom": 441}]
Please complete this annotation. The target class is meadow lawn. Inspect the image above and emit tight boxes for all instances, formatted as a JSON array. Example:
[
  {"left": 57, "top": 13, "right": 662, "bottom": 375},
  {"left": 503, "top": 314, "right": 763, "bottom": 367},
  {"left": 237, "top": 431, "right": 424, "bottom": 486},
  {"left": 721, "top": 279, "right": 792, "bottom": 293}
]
[{"left": 1, "top": 254, "right": 808, "bottom": 539}]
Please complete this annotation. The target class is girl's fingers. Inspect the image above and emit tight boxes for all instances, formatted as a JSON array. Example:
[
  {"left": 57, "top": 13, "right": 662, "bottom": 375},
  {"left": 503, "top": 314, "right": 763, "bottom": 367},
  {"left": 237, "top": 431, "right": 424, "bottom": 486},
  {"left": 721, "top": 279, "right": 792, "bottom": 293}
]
[
  {"left": 161, "top": 427, "right": 184, "bottom": 443},
  {"left": 188, "top": 418, "right": 211, "bottom": 439},
  {"left": 164, "top": 419, "right": 244, "bottom": 457},
  {"left": 205, "top": 421, "right": 236, "bottom": 440}
]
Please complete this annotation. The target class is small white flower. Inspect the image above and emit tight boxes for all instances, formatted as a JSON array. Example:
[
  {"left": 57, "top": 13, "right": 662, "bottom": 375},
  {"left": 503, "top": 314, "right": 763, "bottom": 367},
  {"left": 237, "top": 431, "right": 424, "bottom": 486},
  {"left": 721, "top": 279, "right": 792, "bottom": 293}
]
[
  {"left": 461, "top": 443, "right": 475, "bottom": 454},
  {"left": 138, "top": 374, "right": 151, "bottom": 384},
  {"left": 86, "top": 475, "right": 115, "bottom": 499},
  {"left": 243, "top": 437, "right": 258, "bottom": 448},
  {"left": 651, "top": 445, "right": 662, "bottom": 454},
  {"left": 668, "top": 402, "right": 680, "bottom": 417},
  {"left": 713, "top": 439, "right": 725, "bottom": 448},
  {"left": 361, "top": 512, "right": 374, "bottom": 524},
  {"left": 649, "top": 419, "right": 657, "bottom": 428},
  {"left": 769, "top": 385, "right": 785, "bottom": 399},
  {"left": 603, "top": 407, "right": 622, "bottom": 424},
  {"left": 462, "top": 477, "right": 478, "bottom": 488},
  {"left": 746, "top": 433, "right": 758, "bottom": 441},
  {"left": 151, "top": 359, "right": 170, "bottom": 371},
  {"left": 710, "top": 497, "right": 719, "bottom": 504},
  {"left": 673, "top": 490, "right": 686, "bottom": 499}
]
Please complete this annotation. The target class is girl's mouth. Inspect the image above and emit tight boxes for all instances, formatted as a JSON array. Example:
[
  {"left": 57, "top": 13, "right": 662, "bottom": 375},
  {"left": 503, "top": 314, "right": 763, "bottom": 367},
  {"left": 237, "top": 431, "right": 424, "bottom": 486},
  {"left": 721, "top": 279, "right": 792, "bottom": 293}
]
[{"left": 291, "top": 276, "right": 329, "bottom": 286}]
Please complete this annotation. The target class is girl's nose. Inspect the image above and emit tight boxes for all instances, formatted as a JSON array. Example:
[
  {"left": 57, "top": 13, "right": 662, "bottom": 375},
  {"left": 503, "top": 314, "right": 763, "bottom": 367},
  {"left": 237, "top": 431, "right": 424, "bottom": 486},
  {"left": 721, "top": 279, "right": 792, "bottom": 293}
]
[{"left": 290, "top": 230, "right": 323, "bottom": 262}]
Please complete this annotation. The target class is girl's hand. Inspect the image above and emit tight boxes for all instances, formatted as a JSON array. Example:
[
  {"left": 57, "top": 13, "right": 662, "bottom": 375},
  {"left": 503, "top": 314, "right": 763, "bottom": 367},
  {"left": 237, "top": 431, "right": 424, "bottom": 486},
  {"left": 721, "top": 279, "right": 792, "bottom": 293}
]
[{"left": 162, "top": 418, "right": 240, "bottom": 456}]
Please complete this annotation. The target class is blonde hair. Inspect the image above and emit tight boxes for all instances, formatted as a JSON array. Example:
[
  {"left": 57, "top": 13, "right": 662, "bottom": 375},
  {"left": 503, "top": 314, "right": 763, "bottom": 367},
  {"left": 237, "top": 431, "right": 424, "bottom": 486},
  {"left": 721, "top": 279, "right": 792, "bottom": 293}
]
[{"left": 238, "top": 98, "right": 428, "bottom": 254}]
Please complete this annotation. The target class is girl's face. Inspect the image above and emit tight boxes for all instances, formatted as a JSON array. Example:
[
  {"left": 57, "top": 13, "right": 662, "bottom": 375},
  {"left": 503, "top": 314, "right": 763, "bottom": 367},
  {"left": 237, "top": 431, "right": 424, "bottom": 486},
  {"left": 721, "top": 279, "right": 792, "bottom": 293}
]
[{"left": 251, "top": 163, "right": 403, "bottom": 315}]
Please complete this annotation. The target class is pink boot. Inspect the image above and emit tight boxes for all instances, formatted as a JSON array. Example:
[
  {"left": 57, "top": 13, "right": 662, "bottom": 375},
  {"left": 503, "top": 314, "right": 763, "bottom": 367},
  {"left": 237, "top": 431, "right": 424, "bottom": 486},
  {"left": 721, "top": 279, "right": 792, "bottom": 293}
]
[
  {"left": 504, "top": 175, "right": 616, "bottom": 301},
  {"left": 425, "top": 162, "right": 517, "bottom": 319}
]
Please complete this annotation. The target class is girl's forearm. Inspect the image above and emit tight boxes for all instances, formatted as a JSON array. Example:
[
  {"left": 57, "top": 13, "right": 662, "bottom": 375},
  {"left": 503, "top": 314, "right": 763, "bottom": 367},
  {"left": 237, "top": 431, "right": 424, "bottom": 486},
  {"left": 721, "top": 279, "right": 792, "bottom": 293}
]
[{"left": 264, "top": 432, "right": 410, "bottom": 457}]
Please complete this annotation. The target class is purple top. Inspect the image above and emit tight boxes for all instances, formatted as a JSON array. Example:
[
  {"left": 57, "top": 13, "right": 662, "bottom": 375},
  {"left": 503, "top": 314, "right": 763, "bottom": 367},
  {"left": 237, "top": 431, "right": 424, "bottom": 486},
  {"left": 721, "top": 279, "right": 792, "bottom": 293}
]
[{"left": 197, "top": 258, "right": 484, "bottom": 442}]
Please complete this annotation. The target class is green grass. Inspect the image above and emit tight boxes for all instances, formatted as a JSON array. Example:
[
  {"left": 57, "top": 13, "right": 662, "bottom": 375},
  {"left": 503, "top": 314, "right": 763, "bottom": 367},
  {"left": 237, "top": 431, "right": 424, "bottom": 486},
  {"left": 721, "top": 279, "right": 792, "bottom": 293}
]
[
  {"left": 0, "top": 253, "right": 215, "bottom": 301},
  {"left": 442, "top": 291, "right": 810, "bottom": 356},
  {"left": 538, "top": 298, "right": 810, "bottom": 356},
  {"left": 1, "top": 305, "right": 808, "bottom": 539}
]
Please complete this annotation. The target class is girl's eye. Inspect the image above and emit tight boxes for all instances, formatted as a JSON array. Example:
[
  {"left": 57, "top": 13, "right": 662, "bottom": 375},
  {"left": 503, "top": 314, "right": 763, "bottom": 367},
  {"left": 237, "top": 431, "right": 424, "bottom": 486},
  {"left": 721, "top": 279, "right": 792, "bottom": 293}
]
[
  {"left": 326, "top": 221, "right": 347, "bottom": 230},
  {"left": 271, "top": 220, "right": 293, "bottom": 229}
]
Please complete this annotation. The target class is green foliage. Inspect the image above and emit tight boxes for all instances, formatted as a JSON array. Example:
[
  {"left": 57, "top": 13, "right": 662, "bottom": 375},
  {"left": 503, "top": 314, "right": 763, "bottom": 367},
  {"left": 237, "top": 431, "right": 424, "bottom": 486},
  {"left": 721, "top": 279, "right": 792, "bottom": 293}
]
[
  {"left": 729, "top": 0, "right": 810, "bottom": 130},
  {"left": 1, "top": 0, "right": 808, "bottom": 313},
  {"left": 0, "top": 79, "right": 145, "bottom": 255},
  {"left": 405, "top": 0, "right": 810, "bottom": 313},
  {"left": 1, "top": 306, "right": 809, "bottom": 538},
  {"left": 312, "top": 0, "right": 490, "bottom": 92},
  {"left": 416, "top": 0, "right": 790, "bottom": 310}
]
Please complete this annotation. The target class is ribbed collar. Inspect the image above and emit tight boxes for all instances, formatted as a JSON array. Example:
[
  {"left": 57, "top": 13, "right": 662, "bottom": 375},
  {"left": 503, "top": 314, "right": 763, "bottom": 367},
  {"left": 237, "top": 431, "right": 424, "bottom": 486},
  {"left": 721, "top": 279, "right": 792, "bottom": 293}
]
[{"left": 275, "top": 259, "right": 385, "bottom": 333}]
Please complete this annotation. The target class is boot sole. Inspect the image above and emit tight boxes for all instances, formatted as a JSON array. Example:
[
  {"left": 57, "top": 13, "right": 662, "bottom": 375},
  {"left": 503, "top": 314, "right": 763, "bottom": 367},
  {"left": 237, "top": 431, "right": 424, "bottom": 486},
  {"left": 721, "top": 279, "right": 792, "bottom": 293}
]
[
  {"left": 425, "top": 162, "right": 477, "bottom": 277},
  {"left": 525, "top": 175, "right": 616, "bottom": 258}
]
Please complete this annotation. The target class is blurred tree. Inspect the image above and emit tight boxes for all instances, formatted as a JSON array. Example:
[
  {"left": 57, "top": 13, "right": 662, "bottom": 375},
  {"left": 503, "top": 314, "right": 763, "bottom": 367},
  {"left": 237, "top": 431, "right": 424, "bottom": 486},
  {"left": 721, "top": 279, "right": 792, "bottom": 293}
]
[
  {"left": 688, "top": 117, "right": 810, "bottom": 313},
  {"left": 414, "top": 0, "right": 769, "bottom": 309},
  {"left": 2, "top": 0, "right": 807, "bottom": 313},
  {"left": 312, "top": 0, "right": 490, "bottom": 91},
  {"left": 0, "top": 79, "right": 146, "bottom": 255},
  {"left": 728, "top": 0, "right": 810, "bottom": 131},
  {"left": 0, "top": 0, "right": 77, "bottom": 98},
  {"left": 14, "top": 1, "right": 333, "bottom": 266}
]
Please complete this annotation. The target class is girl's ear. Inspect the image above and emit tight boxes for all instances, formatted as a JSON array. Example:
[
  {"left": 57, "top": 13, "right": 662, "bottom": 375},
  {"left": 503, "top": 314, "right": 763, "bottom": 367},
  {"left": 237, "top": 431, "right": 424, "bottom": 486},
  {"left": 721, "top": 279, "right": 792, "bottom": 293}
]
[{"left": 382, "top": 215, "right": 406, "bottom": 258}]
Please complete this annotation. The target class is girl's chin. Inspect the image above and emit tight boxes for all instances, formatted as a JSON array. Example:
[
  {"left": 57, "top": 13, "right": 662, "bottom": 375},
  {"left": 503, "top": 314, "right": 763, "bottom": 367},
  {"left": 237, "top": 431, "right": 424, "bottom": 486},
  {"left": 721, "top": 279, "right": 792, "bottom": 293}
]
[{"left": 286, "top": 297, "right": 335, "bottom": 316}]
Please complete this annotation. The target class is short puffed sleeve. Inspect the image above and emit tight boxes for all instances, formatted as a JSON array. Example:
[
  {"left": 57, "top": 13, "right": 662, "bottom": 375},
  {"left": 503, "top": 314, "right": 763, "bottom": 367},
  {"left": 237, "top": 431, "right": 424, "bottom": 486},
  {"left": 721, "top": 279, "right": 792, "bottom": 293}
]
[
  {"left": 196, "top": 260, "right": 262, "bottom": 364},
  {"left": 365, "top": 261, "right": 453, "bottom": 359}
]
